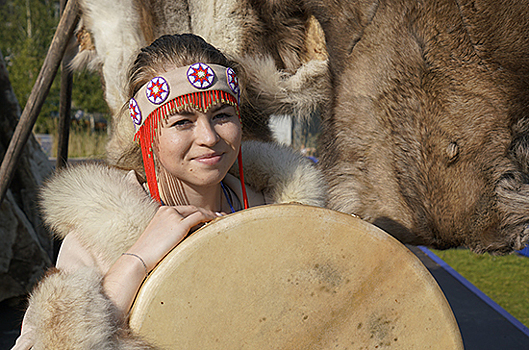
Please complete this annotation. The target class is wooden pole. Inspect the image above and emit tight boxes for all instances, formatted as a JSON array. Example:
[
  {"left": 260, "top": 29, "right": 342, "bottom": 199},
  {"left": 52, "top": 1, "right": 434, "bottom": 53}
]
[
  {"left": 0, "top": 0, "right": 79, "bottom": 205},
  {"left": 56, "top": 0, "right": 74, "bottom": 170},
  {"left": 53, "top": 0, "right": 74, "bottom": 262}
]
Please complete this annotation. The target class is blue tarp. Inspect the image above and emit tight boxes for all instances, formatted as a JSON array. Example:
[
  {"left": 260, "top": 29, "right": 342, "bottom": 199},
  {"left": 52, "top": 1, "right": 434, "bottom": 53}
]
[{"left": 518, "top": 245, "right": 529, "bottom": 258}]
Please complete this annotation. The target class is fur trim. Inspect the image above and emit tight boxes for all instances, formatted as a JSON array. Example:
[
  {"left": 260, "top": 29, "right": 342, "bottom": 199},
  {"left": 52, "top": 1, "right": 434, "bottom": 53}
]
[
  {"left": 41, "top": 141, "right": 325, "bottom": 266},
  {"left": 26, "top": 267, "right": 155, "bottom": 350},
  {"left": 239, "top": 55, "right": 330, "bottom": 120},
  {"left": 231, "top": 141, "right": 327, "bottom": 207},
  {"left": 40, "top": 164, "right": 158, "bottom": 267},
  {"left": 35, "top": 140, "right": 325, "bottom": 349}
]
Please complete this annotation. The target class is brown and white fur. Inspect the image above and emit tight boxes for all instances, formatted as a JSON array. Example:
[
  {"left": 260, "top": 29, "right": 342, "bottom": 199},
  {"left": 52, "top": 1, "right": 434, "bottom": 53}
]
[
  {"left": 72, "top": 0, "right": 330, "bottom": 142},
  {"left": 71, "top": 0, "right": 529, "bottom": 253},
  {"left": 25, "top": 140, "right": 326, "bottom": 349}
]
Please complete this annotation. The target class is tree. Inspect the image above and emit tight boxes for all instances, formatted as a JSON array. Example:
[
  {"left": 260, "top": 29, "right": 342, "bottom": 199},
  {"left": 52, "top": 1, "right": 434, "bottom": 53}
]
[{"left": 0, "top": 0, "right": 109, "bottom": 134}]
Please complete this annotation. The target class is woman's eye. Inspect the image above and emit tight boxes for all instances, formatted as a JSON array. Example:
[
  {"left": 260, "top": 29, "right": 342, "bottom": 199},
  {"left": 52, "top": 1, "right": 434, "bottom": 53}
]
[
  {"left": 213, "top": 113, "right": 234, "bottom": 121},
  {"left": 170, "top": 119, "right": 192, "bottom": 127}
]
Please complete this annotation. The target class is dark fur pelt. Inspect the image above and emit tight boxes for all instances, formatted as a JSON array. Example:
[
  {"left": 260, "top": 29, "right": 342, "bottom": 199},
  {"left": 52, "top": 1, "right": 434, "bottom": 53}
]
[
  {"left": 73, "top": 0, "right": 529, "bottom": 253},
  {"left": 237, "top": 0, "right": 529, "bottom": 253},
  {"left": 306, "top": 0, "right": 529, "bottom": 253}
]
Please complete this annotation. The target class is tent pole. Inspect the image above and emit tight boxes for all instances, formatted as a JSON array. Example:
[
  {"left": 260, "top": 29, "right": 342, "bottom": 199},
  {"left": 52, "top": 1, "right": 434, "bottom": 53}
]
[{"left": 56, "top": 0, "right": 74, "bottom": 170}]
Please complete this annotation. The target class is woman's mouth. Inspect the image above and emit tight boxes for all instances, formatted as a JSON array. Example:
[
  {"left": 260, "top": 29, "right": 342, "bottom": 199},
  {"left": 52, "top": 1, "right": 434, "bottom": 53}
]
[{"left": 193, "top": 152, "right": 223, "bottom": 165}]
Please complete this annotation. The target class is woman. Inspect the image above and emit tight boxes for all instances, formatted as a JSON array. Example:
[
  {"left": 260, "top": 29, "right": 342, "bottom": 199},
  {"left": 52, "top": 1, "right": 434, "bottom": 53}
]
[{"left": 12, "top": 34, "right": 326, "bottom": 349}]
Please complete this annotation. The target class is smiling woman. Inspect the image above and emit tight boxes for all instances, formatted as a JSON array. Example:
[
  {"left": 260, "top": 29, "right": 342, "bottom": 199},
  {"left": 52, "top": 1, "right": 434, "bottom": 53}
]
[{"left": 11, "top": 34, "right": 327, "bottom": 350}]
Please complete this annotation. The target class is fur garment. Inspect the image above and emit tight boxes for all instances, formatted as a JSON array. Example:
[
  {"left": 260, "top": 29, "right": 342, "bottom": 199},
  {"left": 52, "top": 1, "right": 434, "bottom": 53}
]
[
  {"left": 28, "top": 140, "right": 326, "bottom": 349},
  {"left": 25, "top": 268, "right": 153, "bottom": 350}
]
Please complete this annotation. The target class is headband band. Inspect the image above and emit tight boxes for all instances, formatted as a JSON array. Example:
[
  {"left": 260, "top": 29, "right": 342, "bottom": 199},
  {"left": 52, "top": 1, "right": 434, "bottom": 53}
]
[{"left": 129, "top": 63, "right": 241, "bottom": 131}]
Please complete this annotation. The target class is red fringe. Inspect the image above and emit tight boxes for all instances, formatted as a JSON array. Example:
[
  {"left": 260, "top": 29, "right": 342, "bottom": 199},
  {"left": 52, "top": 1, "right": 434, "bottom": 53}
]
[{"left": 238, "top": 147, "right": 249, "bottom": 209}]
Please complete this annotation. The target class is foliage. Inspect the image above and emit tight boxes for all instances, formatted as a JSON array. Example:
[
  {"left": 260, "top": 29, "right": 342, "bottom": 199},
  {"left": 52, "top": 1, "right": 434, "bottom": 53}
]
[
  {"left": 72, "top": 70, "right": 108, "bottom": 114},
  {"left": 0, "top": 0, "right": 60, "bottom": 127},
  {"left": 432, "top": 248, "right": 529, "bottom": 328},
  {"left": 0, "top": 0, "right": 109, "bottom": 134}
]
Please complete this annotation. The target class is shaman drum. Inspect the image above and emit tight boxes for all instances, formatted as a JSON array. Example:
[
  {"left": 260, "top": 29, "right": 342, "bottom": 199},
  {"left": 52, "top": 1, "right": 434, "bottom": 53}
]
[{"left": 129, "top": 204, "right": 463, "bottom": 349}]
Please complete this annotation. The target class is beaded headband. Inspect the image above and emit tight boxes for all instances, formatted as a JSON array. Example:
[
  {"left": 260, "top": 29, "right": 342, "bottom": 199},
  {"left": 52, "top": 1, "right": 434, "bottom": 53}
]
[
  {"left": 129, "top": 63, "right": 241, "bottom": 132},
  {"left": 128, "top": 63, "right": 248, "bottom": 207}
]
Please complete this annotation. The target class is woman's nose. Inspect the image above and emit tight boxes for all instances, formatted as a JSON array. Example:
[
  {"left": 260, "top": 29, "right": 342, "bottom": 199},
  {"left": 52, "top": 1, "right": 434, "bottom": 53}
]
[{"left": 195, "top": 119, "right": 220, "bottom": 146}]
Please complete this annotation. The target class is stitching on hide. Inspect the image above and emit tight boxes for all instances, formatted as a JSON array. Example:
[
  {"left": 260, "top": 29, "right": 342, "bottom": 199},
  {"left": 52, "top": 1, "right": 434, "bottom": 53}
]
[
  {"left": 452, "top": 0, "right": 487, "bottom": 68},
  {"left": 348, "top": 0, "right": 380, "bottom": 56}
]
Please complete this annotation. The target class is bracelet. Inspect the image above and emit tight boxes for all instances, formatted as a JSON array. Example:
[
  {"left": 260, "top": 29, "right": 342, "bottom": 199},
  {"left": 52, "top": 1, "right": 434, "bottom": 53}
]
[{"left": 122, "top": 253, "right": 149, "bottom": 276}]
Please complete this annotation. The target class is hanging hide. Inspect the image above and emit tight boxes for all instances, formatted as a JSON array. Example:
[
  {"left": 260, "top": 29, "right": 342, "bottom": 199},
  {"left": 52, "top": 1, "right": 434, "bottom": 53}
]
[
  {"left": 72, "top": 0, "right": 529, "bottom": 254},
  {"left": 71, "top": 0, "right": 330, "bottom": 141}
]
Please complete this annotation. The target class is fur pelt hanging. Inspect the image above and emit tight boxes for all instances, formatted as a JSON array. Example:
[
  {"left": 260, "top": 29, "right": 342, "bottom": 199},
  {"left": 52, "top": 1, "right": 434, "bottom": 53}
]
[
  {"left": 70, "top": 0, "right": 529, "bottom": 253},
  {"left": 71, "top": 0, "right": 330, "bottom": 143}
]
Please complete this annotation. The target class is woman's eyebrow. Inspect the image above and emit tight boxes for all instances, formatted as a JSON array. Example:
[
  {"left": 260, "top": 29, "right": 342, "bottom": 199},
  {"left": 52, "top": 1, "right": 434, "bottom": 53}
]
[
  {"left": 175, "top": 109, "right": 195, "bottom": 116},
  {"left": 210, "top": 104, "right": 231, "bottom": 113}
]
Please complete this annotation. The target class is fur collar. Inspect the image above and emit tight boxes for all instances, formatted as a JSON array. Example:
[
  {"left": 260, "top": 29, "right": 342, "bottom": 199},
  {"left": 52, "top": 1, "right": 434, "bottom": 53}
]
[{"left": 40, "top": 140, "right": 326, "bottom": 268}]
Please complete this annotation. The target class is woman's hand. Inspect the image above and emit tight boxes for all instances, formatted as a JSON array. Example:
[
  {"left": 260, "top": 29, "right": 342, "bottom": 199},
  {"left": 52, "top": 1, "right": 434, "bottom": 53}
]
[
  {"left": 103, "top": 205, "right": 220, "bottom": 317},
  {"left": 128, "top": 205, "right": 220, "bottom": 272}
]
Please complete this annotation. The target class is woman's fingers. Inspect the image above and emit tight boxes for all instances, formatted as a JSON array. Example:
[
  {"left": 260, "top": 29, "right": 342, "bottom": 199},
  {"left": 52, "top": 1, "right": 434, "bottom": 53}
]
[
  {"left": 180, "top": 210, "right": 219, "bottom": 231},
  {"left": 169, "top": 205, "right": 216, "bottom": 218}
]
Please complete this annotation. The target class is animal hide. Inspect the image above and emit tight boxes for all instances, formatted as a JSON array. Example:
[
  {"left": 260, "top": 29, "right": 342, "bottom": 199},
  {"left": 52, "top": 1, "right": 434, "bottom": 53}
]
[
  {"left": 309, "top": 0, "right": 529, "bottom": 253},
  {"left": 73, "top": 0, "right": 330, "bottom": 142},
  {"left": 71, "top": 0, "right": 529, "bottom": 253}
]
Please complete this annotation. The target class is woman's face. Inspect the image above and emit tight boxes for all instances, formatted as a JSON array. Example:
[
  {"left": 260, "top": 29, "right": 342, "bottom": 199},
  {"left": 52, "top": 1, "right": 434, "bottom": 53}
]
[{"left": 154, "top": 103, "right": 242, "bottom": 188}]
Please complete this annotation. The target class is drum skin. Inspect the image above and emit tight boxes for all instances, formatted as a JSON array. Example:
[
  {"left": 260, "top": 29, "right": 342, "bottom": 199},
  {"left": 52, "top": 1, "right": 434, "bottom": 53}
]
[{"left": 129, "top": 204, "right": 463, "bottom": 349}]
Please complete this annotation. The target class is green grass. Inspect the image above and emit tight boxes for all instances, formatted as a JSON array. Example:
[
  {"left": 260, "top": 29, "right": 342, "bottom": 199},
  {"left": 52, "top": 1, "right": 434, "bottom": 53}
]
[{"left": 431, "top": 248, "right": 529, "bottom": 328}]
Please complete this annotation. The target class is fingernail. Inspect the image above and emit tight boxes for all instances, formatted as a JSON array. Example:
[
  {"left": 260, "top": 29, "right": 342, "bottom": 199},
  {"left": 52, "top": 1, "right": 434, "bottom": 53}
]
[{"left": 215, "top": 212, "right": 224, "bottom": 217}]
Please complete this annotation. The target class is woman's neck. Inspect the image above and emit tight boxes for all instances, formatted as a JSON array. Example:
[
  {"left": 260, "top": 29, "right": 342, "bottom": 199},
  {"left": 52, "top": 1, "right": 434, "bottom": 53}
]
[{"left": 157, "top": 166, "right": 222, "bottom": 212}]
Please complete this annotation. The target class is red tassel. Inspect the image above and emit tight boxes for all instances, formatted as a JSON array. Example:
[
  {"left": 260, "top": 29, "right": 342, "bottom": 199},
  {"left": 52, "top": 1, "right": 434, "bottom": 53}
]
[{"left": 237, "top": 146, "right": 249, "bottom": 209}]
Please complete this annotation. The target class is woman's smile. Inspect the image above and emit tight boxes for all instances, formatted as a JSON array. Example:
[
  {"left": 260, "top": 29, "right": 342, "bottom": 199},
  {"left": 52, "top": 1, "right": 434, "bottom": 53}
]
[{"left": 191, "top": 152, "right": 224, "bottom": 165}]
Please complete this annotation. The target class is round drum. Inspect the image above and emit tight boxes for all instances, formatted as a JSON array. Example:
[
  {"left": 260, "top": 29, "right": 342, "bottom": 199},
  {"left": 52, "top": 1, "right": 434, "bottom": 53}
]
[{"left": 129, "top": 204, "right": 463, "bottom": 349}]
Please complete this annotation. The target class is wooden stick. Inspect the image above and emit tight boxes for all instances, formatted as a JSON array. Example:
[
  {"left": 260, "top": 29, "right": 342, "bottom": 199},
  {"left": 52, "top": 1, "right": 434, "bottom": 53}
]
[
  {"left": 57, "top": 61, "right": 73, "bottom": 169},
  {"left": 0, "top": 0, "right": 79, "bottom": 205},
  {"left": 57, "top": 0, "right": 74, "bottom": 170}
]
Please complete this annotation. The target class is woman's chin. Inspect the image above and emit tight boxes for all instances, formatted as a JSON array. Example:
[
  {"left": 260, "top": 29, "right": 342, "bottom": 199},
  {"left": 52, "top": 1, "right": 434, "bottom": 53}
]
[{"left": 185, "top": 170, "right": 228, "bottom": 188}]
